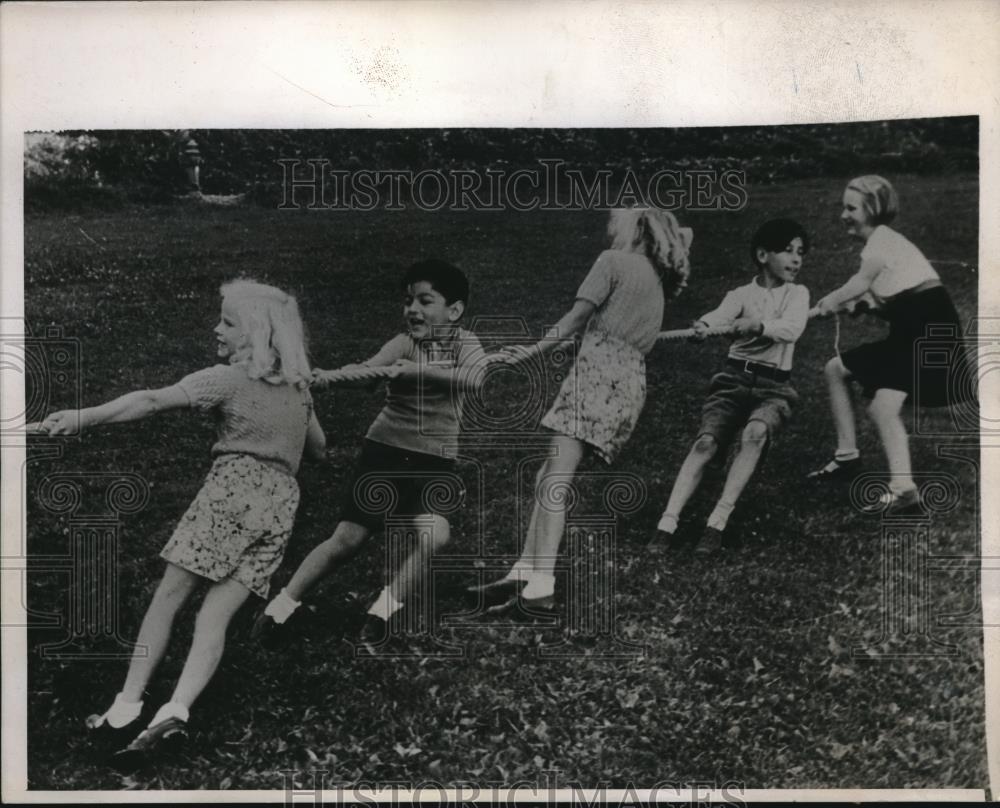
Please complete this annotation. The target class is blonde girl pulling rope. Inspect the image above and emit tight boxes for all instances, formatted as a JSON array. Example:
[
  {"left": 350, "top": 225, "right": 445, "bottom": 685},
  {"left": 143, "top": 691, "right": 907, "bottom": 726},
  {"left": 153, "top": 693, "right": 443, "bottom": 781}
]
[
  {"left": 468, "top": 207, "right": 693, "bottom": 613},
  {"left": 33, "top": 281, "right": 326, "bottom": 770}
]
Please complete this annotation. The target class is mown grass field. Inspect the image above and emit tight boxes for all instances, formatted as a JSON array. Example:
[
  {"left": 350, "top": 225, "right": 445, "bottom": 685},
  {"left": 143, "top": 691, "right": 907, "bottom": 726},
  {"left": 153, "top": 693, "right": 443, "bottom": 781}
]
[{"left": 23, "top": 173, "right": 985, "bottom": 791}]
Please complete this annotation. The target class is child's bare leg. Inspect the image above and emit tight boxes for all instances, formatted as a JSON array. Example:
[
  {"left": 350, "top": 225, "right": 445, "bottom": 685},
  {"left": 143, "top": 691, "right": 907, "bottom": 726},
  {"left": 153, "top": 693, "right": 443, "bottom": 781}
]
[
  {"left": 522, "top": 435, "right": 586, "bottom": 598},
  {"left": 657, "top": 434, "right": 719, "bottom": 532},
  {"left": 120, "top": 564, "right": 199, "bottom": 703},
  {"left": 387, "top": 514, "right": 450, "bottom": 604},
  {"left": 508, "top": 462, "right": 549, "bottom": 580},
  {"left": 518, "top": 491, "right": 543, "bottom": 570},
  {"left": 825, "top": 356, "right": 858, "bottom": 452},
  {"left": 867, "top": 388, "right": 914, "bottom": 494},
  {"left": 283, "top": 521, "right": 371, "bottom": 602},
  {"left": 499, "top": 441, "right": 580, "bottom": 585},
  {"left": 707, "top": 420, "right": 768, "bottom": 530},
  {"left": 162, "top": 578, "right": 251, "bottom": 717}
]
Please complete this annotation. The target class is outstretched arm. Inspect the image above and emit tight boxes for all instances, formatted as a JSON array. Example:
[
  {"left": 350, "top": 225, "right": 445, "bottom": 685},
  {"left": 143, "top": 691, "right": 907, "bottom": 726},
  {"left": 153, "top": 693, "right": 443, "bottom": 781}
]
[
  {"left": 816, "top": 257, "right": 883, "bottom": 315},
  {"left": 503, "top": 299, "right": 596, "bottom": 363},
  {"left": 39, "top": 385, "right": 190, "bottom": 435},
  {"left": 312, "top": 335, "right": 409, "bottom": 390}
]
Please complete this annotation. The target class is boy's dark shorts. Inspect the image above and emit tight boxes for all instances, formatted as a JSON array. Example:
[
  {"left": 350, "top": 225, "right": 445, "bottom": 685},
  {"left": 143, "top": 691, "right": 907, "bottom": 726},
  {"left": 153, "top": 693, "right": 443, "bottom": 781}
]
[
  {"left": 698, "top": 370, "right": 799, "bottom": 451},
  {"left": 341, "top": 439, "right": 465, "bottom": 531}
]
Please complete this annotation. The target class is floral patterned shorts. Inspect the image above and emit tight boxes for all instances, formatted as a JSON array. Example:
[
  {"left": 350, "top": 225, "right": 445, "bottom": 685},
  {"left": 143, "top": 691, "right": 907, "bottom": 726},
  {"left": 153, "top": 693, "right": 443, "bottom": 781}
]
[
  {"left": 160, "top": 454, "right": 300, "bottom": 599},
  {"left": 541, "top": 330, "right": 646, "bottom": 464}
]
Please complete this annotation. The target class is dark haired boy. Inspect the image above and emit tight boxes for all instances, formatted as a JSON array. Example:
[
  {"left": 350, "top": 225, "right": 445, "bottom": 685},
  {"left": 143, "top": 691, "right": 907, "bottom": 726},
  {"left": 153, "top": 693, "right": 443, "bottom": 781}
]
[
  {"left": 650, "top": 219, "right": 811, "bottom": 556},
  {"left": 254, "top": 259, "right": 483, "bottom": 647}
]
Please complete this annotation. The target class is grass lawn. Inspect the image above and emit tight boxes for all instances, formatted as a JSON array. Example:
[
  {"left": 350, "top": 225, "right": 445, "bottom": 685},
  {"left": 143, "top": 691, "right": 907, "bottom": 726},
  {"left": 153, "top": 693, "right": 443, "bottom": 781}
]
[{"left": 23, "top": 173, "right": 985, "bottom": 790}]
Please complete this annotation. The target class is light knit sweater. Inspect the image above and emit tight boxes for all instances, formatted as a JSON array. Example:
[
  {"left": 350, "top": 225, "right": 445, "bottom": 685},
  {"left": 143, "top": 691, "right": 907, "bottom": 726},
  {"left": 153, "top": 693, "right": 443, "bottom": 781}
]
[
  {"left": 575, "top": 249, "right": 666, "bottom": 356},
  {"left": 177, "top": 363, "right": 313, "bottom": 476}
]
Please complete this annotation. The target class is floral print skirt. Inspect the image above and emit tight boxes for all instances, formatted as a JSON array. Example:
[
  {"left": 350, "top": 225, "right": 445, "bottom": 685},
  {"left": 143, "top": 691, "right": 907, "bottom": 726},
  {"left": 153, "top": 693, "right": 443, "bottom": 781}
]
[
  {"left": 541, "top": 330, "right": 647, "bottom": 464},
  {"left": 160, "top": 453, "right": 300, "bottom": 598}
]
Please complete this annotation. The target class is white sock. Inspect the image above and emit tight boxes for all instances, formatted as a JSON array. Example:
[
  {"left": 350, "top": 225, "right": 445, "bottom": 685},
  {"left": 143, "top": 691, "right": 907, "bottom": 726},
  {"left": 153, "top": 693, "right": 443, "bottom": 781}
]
[
  {"left": 103, "top": 693, "right": 143, "bottom": 729},
  {"left": 149, "top": 701, "right": 189, "bottom": 727},
  {"left": 503, "top": 559, "right": 533, "bottom": 583},
  {"left": 889, "top": 479, "right": 918, "bottom": 496},
  {"left": 264, "top": 588, "right": 301, "bottom": 624},
  {"left": 707, "top": 501, "right": 735, "bottom": 531},
  {"left": 657, "top": 513, "right": 679, "bottom": 534},
  {"left": 367, "top": 588, "right": 403, "bottom": 621},
  {"left": 522, "top": 572, "right": 555, "bottom": 600},
  {"left": 835, "top": 448, "right": 860, "bottom": 462}
]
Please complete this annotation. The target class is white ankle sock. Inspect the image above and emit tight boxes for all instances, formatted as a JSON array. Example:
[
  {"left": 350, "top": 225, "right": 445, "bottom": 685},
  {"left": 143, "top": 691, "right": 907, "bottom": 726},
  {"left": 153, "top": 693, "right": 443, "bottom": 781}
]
[
  {"left": 835, "top": 448, "right": 860, "bottom": 461},
  {"left": 707, "top": 501, "right": 734, "bottom": 531},
  {"left": 889, "top": 480, "right": 918, "bottom": 496},
  {"left": 522, "top": 572, "right": 555, "bottom": 600},
  {"left": 367, "top": 588, "right": 403, "bottom": 621},
  {"left": 149, "top": 701, "right": 189, "bottom": 727},
  {"left": 103, "top": 693, "right": 143, "bottom": 729},
  {"left": 657, "top": 514, "right": 679, "bottom": 534},
  {"left": 503, "top": 559, "right": 533, "bottom": 582},
  {"left": 264, "top": 588, "right": 301, "bottom": 624}
]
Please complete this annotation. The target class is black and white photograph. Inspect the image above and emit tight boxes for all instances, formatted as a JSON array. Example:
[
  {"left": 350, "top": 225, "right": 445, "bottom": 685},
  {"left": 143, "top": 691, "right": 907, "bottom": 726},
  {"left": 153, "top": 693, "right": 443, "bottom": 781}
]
[{"left": 2, "top": 2, "right": 998, "bottom": 804}]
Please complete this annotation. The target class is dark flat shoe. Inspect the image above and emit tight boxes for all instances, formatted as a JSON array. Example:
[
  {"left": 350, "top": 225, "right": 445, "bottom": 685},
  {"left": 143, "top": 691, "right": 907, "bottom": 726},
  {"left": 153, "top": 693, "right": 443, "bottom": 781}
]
[
  {"left": 250, "top": 603, "right": 316, "bottom": 650},
  {"left": 806, "top": 456, "right": 861, "bottom": 481},
  {"left": 110, "top": 717, "right": 188, "bottom": 772},
  {"left": 466, "top": 577, "right": 527, "bottom": 608},
  {"left": 693, "top": 526, "right": 724, "bottom": 556},
  {"left": 485, "top": 593, "right": 557, "bottom": 622},
  {"left": 85, "top": 711, "right": 143, "bottom": 751},
  {"left": 646, "top": 529, "right": 687, "bottom": 553},
  {"left": 860, "top": 488, "right": 922, "bottom": 516}
]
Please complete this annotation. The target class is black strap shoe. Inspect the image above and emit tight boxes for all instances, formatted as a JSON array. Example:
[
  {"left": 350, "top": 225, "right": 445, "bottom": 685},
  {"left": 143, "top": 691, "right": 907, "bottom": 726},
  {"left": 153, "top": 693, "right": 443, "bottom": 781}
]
[
  {"left": 693, "top": 526, "right": 724, "bottom": 556},
  {"left": 466, "top": 577, "right": 527, "bottom": 608},
  {"left": 806, "top": 456, "right": 861, "bottom": 480},
  {"left": 646, "top": 529, "right": 687, "bottom": 553},
  {"left": 250, "top": 603, "right": 317, "bottom": 650},
  {"left": 85, "top": 711, "right": 144, "bottom": 752},
  {"left": 859, "top": 488, "right": 922, "bottom": 516},
  {"left": 110, "top": 717, "right": 188, "bottom": 772}
]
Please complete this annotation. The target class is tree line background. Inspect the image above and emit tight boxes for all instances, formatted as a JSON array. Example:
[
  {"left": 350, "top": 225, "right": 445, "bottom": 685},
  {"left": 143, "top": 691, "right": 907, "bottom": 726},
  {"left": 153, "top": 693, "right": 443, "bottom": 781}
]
[{"left": 24, "top": 118, "right": 978, "bottom": 211}]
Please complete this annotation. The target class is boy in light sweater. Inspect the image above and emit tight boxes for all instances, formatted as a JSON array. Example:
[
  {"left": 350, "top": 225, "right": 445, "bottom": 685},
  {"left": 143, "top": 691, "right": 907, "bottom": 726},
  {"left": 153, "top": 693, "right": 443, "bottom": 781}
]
[{"left": 651, "top": 219, "right": 811, "bottom": 556}]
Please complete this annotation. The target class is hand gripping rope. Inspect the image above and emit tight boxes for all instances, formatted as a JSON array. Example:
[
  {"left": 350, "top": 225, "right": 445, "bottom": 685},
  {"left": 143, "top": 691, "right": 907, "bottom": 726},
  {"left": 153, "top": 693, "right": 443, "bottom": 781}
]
[
  {"left": 307, "top": 308, "right": 845, "bottom": 387},
  {"left": 653, "top": 308, "right": 832, "bottom": 344},
  {"left": 21, "top": 308, "right": 852, "bottom": 434}
]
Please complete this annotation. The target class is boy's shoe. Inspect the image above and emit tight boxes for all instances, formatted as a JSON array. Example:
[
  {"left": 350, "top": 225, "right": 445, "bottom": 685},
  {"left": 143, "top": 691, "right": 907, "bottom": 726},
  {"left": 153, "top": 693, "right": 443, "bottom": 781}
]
[
  {"left": 806, "top": 456, "right": 861, "bottom": 481},
  {"left": 693, "top": 526, "right": 724, "bottom": 557},
  {"left": 466, "top": 577, "right": 527, "bottom": 609},
  {"left": 860, "top": 487, "right": 922, "bottom": 516},
  {"left": 357, "top": 612, "right": 402, "bottom": 654},
  {"left": 250, "top": 603, "right": 316, "bottom": 650},
  {"left": 109, "top": 717, "right": 188, "bottom": 772},
  {"left": 646, "top": 529, "right": 687, "bottom": 554}
]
